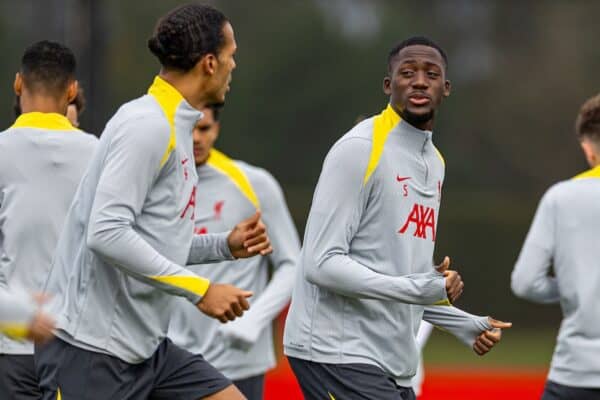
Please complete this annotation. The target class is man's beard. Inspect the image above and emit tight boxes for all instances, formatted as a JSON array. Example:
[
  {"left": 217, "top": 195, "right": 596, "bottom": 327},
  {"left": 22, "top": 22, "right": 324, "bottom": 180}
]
[{"left": 401, "top": 108, "right": 434, "bottom": 128}]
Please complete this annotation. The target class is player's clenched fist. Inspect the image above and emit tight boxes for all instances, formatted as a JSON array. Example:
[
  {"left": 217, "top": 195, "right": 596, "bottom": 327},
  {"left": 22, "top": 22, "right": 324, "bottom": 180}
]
[
  {"left": 227, "top": 211, "right": 273, "bottom": 258},
  {"left": 473, "top": 318, "right": 512, "bottom": 356},
  {"left": 26, "top": 311, "right": 55, "bottom": 344},
  {"left": 197, "top": 283, "right": 253, "bottom": 323},
  {"left": 436, "top": 256, "right": 464, "bottom": 304}
]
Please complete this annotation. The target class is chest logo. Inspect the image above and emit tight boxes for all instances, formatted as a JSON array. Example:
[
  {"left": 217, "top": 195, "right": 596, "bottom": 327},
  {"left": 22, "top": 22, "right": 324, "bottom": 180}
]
[
  {"left": 214, "top": 200, "right": 225, "bottom": 220},
  {"left": 398, "top": 203, "right": 436, "bottom": 241},
  {"left": 194, "top": 226, "right": 207, "bottom": 235},
  {"left": 396, "top": 175, "right": 411, "bottom": 182}
]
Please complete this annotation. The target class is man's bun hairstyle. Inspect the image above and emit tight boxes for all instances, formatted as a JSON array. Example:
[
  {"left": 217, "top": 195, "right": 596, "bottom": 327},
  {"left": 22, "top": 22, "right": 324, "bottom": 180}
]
[{"left": 148, "top": 4, "right": 228, "bottom": 72}]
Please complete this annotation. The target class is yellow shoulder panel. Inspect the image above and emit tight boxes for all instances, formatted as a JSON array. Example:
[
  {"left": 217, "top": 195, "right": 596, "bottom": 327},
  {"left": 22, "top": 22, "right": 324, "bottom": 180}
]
[
  {"left": 363, "top": 104, "right": 401, "bottom": 185},
  {"left": 207, "top": 149, "right": 261, "bottom": 209},
  {"left": 434, "top": 146, "right": 446, "bottom": 167},
  {"left": 11, "top": 112, "right": 78, "bottom": 131},
  {"left": 147, "top": 76, "right": 184, "bottom": 168},
  {"left": 573, "top": 165, "right": 600, "bottom": 180}
]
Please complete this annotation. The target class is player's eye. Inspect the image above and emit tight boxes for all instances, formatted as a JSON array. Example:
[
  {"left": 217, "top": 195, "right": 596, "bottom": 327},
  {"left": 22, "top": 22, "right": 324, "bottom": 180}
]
[
  {"left": 427, "top": 71, "right": 440, "bottom": 78},
  {"left": 400, "top": 70, "right": 414, "bottom": 78}
]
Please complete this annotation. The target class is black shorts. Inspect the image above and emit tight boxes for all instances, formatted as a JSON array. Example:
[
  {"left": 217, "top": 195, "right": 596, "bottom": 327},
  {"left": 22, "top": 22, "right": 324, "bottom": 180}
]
[
  {"left": 288, "top": 356, "right": 415, "bottom": 400},
  {"left": 542, "top": 380, "right": 600, "bottom": 400},
  {"left": 35, "top": 337, "right": 231, "bottom": 400},
  {"left": 0, "top": 354, "right": 41, "bottom": 399},
  {"left": 233, "top": 374, "right": 264, "bottom": 400}
]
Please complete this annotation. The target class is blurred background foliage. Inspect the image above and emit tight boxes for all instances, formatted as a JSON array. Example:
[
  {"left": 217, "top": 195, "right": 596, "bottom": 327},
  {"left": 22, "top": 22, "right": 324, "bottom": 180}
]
[{"left": 1, "top": 0, "right": 599, "bottom": 330}]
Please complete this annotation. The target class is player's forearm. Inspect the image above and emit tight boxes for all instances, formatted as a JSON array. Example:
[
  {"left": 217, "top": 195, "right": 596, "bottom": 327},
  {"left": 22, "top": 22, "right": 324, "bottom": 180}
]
[
  {"left": 511, "top": 244, "right": 559, "bottom": 304},
  {"left": 87, "top": 223, "right": 209, "bottom": 304},
  {"left": 422, "top": 305, "right": 491, "bottom": 347},
  {"left": 187, "top": 232, "right": 234, "bottom": 265},
  {"left": 306, "top": 253, "right": 447, "bottom": 304},
  {"left": 0, "top": 289, "right": 36, "bottom": 339}
]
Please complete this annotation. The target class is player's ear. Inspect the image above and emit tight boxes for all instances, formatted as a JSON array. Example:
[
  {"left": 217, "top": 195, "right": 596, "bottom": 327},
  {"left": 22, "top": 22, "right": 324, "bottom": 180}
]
[
  {"left": 199, "top": 53, "right": 217, "bottom": 76},
  {"left": 67, "top": 80, "right": 79, "bottom": 104},
  {"left": 383, "top": 76, "right": 392, "bottom": 96},
  {"left": 580, "top": 139, "right": 598, "bottom": 167},
  {"left": 444, "top": 79, "right": 451, "bottom": 98},
  {"left": 14, "top": 73, "right": 22, "bottom": 96},
  {"left": 214, "top": 122, "right": 221, "bottom": 140}
]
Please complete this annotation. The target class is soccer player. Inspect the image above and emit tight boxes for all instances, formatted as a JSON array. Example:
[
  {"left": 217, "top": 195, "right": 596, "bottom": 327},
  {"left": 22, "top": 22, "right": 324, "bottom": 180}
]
[
  {"left": 0, "top": 40, "right": 97, "bottom": 399},
  {"left": 511, "top": 93, "right": 600, "bottom": 400},
  {"left": 284, "top": 36, "right": 511, "bottom": 400},
  {"left": 168, "top": 105, "right": 299, "bottom": 400},
  {"left": 37, "top": 5, "right": 271, "bottom": 400}
]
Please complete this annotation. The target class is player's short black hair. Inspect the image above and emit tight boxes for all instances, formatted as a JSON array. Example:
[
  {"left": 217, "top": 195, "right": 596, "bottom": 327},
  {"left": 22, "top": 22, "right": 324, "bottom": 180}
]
[
  {"left": 13, "top": 87, "right": 85, "bottom": 118},
  {"left": 20, "top": 40, "right": 76, "bottom": 96},
  {"left": 387, "top": 36, "right": 448, "bottom": 73},
  {"left": 148, "top": 4, "right": 229, "bottom": 72},
  {"left": 576, "top": 93, "right": 600, "bottom": 144}
]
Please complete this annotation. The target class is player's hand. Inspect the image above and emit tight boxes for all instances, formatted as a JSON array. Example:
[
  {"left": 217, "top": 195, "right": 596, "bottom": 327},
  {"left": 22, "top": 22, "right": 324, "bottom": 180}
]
[
  {"left": 473, "top": 318, "right": 512, "bottom": 356},
  {"left": 26, "top": 311, "right": 55, "bottom": 343},
  {"left": 197, "top": 283, "right": 253, "bottom": 323},
  {"left": 436, "top": 256, "right": 464, "bottom": 303},
  {"left": 227, "top": 211, "right": 273, "bottom": 258}
]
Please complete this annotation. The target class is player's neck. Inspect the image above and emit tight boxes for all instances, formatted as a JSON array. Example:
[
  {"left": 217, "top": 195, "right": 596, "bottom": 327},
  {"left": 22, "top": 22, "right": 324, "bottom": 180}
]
[
  {"left": 19, "top": 95, "right": 68, "bottom": 115},
  {"left": 158, "top": 71, "right": 210, "bottom": 111}
]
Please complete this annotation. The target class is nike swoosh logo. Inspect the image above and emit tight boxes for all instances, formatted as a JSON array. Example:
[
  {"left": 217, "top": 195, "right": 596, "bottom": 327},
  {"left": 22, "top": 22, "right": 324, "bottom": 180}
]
[
  {"left": 396, "top": 175, "right": 411, "bottom": 182},
  {"left": 181, "top": 158, "right": 189, "bottom": 165},
  {"left": 328, "top": 392, "right": 336, "bottom": 400}
]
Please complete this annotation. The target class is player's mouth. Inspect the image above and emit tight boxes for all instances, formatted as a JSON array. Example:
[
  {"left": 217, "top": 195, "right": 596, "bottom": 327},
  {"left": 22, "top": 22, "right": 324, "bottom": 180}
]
[
  {"left": 408, "top": 93, "right": 431, "bottom": 106},
  {"left": 193, "top": 147, "right": 203, "bottom": 157}
]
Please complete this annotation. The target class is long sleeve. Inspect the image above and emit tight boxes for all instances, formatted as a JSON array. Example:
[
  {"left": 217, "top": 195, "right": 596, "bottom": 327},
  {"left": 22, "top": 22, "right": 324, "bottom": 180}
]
[
  {"left": 87, "top": 115, "right": 210, "bottom": 304},
  {"left": 187, "top": 231, "right": 233, "bottom": 264},
  {"left": 0, "top": 288, "right": 37, "bottom": 339},
  {"left": 218, "top": 171, "right": 300, "bottom": 347},
  {"left": 303, "top": 138, "right": 447, "bottom": 304},
  {"left": 511, "top": 189, "right": 560, "bottom": 303},
  {"left": 422, "top": 306, "right": 491, "bottom": 347}
]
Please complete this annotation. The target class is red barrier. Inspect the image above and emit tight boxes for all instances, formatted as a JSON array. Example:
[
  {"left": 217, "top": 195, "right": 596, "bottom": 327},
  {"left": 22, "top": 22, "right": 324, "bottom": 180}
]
[{"left": 265, "top": 361, "right": 547, "bottom": 400}]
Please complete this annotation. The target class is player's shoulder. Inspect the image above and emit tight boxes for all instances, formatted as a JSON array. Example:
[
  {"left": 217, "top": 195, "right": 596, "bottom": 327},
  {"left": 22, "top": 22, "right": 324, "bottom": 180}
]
[
  {"left": 325, "top": 117, "right": 375, "bottom": 165},
  {"left": 538, "top": 178, "right": 582, "bottom": 209},
  {"left": 236, "top": 160, "right": 281, "bottom": 192},
  {"left": 103, "top": 95, "right": 171, "bottom": 142}
]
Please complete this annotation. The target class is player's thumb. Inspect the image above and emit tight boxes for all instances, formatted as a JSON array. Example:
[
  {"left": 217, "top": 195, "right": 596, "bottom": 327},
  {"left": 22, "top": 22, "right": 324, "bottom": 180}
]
[
  {"left": 241, "top": 290, "right": 253, "bottom": 298},
  {"left": 435, "top": 256, "right": 450, "bottom": 274},
  {"left": 241, "top": 211, "right": 261, "bottom": 228},
  {"left": 489, "top": 318, "right": 512, "bottom": 329}
]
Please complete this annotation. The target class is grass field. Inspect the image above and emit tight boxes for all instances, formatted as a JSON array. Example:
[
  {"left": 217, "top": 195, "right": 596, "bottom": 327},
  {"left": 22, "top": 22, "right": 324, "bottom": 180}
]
[{"left": 263, "top": 328, "right": 556, "bottom": 399}]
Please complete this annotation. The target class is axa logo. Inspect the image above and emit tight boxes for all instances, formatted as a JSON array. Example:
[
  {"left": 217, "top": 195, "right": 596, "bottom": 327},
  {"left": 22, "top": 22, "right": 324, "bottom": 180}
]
[{"left": 398, "top": 203, "right": 436, "bottom": 241}]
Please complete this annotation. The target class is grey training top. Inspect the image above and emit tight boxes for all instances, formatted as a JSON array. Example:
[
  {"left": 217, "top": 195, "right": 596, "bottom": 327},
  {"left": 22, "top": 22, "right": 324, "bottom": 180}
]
[
  {"left": 169, "top": 150, "right": 299, "bottom": 380},
  {"left": 284, "top": 105, "right": 490, "bottom": 386},
  {"left": 43, "top": 77, "right": 234, "bottom": 364},
  {"left": 512, "top": 165, "right": 600, "bottom": 388},
  {"left": 0, "top": 112, "right": 97, "bottom": 354}
]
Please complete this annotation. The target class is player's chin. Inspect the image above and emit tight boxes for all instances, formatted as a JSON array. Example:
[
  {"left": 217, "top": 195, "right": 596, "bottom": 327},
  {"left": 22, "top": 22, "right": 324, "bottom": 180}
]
[{"left": 404, "top": 104, "right": 433, "bottom": 117}]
